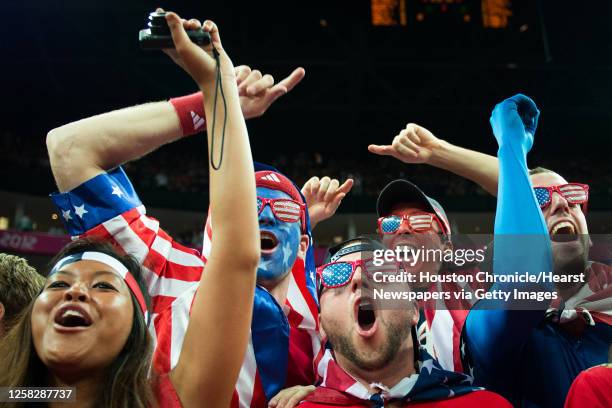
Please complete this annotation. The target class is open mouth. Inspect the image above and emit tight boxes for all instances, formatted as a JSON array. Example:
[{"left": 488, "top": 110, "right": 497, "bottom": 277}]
[
  {"left": 549, "top": 221, "right": 578, "bottom": 242},
  {"left": 54, "top": 305, "right": 92, "bottom": 328},
  {"left": 355, "top": 298, "right": 377, "bottom": 337},
  {"left": 260, "top": 231, "right": 279, "bottom": 253}
]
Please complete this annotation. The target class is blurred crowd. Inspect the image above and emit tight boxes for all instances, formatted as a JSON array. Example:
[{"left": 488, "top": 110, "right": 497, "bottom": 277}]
[{"left": 3, "top": 130, "right": 611, "bottom": 200}]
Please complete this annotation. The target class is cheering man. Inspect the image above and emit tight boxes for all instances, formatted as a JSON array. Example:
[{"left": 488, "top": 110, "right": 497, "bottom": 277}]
[
  {"left": 374, "top": 179, "right": 489, "bottom": 373},
  {"left": 300, "top": 237, "right": 510, "bottom": 407},
  {"left": 370, "top": 96, "right": 612, "bottom": 406}
]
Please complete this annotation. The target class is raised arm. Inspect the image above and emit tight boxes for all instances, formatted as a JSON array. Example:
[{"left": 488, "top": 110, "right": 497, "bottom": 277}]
[
  {"left": 159, "top": 14, "right": 260, "bottom": 407},
  {"left": 368, "top": 123, "right": 500, "bottom": 196},
  {"left": 47, "top": 53, "right": 304, "bottom": 192},
  {"left": 46, "top": 98, "right": 182, "bottom": 192},
  {"left": 463, "top": 94, "right": 553, "bottom": 393}
]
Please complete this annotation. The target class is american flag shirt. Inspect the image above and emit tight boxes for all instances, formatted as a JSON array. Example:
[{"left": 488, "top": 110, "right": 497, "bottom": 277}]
[
  {"left": 418, "top": 265, "right": 491, "bottom": 373},
  {"left": 50, "top": 166, "right": 320, "bottom": 407},
  {"left": 307, "top": 345, "right": 492, "bottom": 408}
]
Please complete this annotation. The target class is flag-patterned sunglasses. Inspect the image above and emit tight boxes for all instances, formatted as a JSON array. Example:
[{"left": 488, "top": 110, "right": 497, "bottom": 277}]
[
  {"left": 377, "top": 212, "right": 446, "bottom": 236},
  {"left": 257, "top": 197, "right": 304, "bottom": 223},
  {"left": 533, "top": 183, "right": 589, "bottom": 211},
  {"left": 317, "top": 258, "right": 400, "bottom": 290}
]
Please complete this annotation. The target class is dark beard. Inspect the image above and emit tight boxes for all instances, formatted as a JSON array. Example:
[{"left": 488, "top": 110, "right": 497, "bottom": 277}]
[{"left": 327, "top": 319, "right": 412, "bottom": 371}]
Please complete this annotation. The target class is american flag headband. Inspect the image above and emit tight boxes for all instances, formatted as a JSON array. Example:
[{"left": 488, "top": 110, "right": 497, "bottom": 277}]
[
  {"left": 329, "top": 243, "right": 379, "bottom": 262},
  {"left": 49, "top": 251, "right": 148, "bottom": 317}
]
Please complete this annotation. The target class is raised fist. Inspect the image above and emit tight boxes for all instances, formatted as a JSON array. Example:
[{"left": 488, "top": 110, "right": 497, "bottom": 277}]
[{"left": 490, "top": 94, "right": 540, "bottom": 154}]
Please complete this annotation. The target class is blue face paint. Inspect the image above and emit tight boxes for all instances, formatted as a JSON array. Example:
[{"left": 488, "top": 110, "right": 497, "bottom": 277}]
[{"left": 257, "top": 187, "right": 302, "bottom": 284}]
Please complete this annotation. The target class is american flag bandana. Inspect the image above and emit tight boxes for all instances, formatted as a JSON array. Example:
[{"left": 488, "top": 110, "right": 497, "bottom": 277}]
[
  {"left": 546, "top": 262, "right": 612, "bottom": 326},
  {"left": 419, "top": 267, "right": 490, "bottom": 373},
  {"left": 202, "top": 163, "right": 320, "bottom": 407},
  {"left": 49, "top": 250, "right": 148, "bottom": 317},
  {"left": 310, "top": 345, "right": 481, "bottom": 407}
]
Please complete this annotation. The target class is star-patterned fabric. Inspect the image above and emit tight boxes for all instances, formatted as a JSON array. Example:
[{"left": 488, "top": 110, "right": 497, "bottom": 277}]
[
  {"left": 533, "top": 184, "right": 588, "bottom": 208},
  {"left": 533, "top": 187, "right": 551, "bottom": 208},
  {"left": 50, "top": 167, "right": 142, "bottom": 236},
  {"left": 309, "top": 346, "right": 485, "bottom": 407},
  {"left": 379, "top": 213, "right": 439, "bottom": 234},
  {"left": 381, "top": 216, "right": 402, "bottom": 233},
  {"left": 320, "top": 262, "right": 354, "bottom": 288},
  {"left": 50, "top": 166, "right": 320, "bottom": 408}
]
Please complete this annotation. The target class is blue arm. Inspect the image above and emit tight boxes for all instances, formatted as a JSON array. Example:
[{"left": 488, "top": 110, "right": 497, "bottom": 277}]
[{"left": 464, "top": 95, "right": 554, "bottom": 386}]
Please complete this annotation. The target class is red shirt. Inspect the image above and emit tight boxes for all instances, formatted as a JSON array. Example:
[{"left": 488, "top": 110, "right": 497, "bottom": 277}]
[
  {"left": 564, "top": 365, "right": 612, "bottom": 408},
  {"left": 155, "top": 374, "right": 182, "bottom": 408}
]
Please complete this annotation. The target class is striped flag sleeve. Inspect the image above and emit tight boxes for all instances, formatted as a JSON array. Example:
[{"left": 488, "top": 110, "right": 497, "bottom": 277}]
[{"left": 50, "top": 166, "right": 206, "bottom": 376}]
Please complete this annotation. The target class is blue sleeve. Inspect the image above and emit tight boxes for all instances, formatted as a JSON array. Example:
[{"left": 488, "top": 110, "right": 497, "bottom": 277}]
[
  {"left": 463, "top": 96, "right": 553, "bottom": 386},
  {"left": 251, "top": 286, "right": 290, "bottom": 402},
  {"left": 49, "top": 167, "right": 143, "bottom": 236}
]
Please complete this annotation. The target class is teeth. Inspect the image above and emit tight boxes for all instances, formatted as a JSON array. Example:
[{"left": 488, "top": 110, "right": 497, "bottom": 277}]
[
  {"left": 261, "top": 232, "right": 277, "bottom": 243},
  {"left": 62, "top": 310, "right": 84, "bottom": 319},
  {"left": 551, "top": 221, "right": 575, "bottom": 234}
]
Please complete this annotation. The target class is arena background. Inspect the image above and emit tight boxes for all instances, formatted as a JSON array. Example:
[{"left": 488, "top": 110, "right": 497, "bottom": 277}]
[{"left": 2, "top": 0, "right": 611, "bottom": 271}]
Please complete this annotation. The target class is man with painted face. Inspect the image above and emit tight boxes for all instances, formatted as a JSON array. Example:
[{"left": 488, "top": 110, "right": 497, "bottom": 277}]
[
  {"left": 201, "top": 171, "right": 352, "bottom": 397},
  {"left": 299, "top": 237, "right": 510, "bottom": 407},
  {"left": 255, "top": 173, "right": 309, "bottom": 296},
  {"left": 251, "top": 173, "right": 353, "bottom": 298},
  {"left": 200, "top": 168, "right": 350, "bottom": 398}
]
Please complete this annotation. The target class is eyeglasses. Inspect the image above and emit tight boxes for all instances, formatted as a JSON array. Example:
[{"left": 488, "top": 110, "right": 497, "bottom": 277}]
[
  {"left": 533, "top": 183, "right": 589, "bottom": 211},
  {"left": 377, "top": 212, "right": 446, "bottom": 236},
  {"left": 257, "top": 197, "right": 304, "bottom": 223},
  {"left": 317, "top": 258, "right": 400, "bottom": 290}
]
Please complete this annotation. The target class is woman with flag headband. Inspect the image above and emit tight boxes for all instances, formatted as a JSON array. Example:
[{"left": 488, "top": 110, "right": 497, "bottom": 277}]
[
  {"left": 1, "top": 11, "right": 261, "bottom": 407},
  {"left": 40, "top": 6, "right": 354, "bottom": 407}
]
